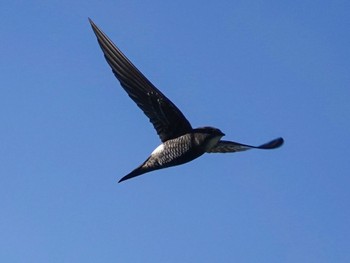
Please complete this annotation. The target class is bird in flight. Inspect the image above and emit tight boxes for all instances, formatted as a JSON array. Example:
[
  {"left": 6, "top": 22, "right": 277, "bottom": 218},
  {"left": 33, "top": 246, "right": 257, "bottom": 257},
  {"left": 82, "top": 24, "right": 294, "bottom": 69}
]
[{"left": 89, "top": 19, "right": 284, "bottom": 183}]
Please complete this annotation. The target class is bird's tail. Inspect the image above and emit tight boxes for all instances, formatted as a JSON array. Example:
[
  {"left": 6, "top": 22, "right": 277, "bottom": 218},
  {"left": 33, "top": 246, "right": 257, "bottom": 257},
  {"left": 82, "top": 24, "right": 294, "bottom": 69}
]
[
  {"left": 118, "top": 157, "right": 157, "bottom": 183},
  {"left": 118, "top": 166, "right": 146, "bottom": 183}
]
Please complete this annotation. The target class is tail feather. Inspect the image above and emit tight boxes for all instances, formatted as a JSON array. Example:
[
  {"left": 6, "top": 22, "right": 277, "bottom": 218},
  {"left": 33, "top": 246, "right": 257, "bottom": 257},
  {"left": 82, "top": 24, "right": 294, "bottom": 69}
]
[
  {"left": 118, "top": 157, "right": 157, "bottom": 183},
  {"left": 118, "top": 166, "right": 147, "bottom": 183}
]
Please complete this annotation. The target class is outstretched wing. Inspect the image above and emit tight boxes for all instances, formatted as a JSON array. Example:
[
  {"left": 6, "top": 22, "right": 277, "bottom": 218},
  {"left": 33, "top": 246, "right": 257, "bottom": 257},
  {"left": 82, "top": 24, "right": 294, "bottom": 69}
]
[
  {"left": 89, "top": 19, "right": 192, "bottom": 142},
  {"left": 207, "top": 137, "right": 284, "bottom": 153}
]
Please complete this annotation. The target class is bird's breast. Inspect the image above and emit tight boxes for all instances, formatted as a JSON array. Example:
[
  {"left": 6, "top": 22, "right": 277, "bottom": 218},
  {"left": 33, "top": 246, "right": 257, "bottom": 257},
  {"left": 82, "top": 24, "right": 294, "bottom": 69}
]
[{"left": 148, "top": 134, "right": 202, "bottom": 167}]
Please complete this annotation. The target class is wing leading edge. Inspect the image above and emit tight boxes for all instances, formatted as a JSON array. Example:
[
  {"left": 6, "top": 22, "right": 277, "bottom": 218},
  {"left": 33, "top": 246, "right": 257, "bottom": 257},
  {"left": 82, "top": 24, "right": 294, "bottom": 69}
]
[{"left": 89, "top": 19, "right": 193, "bottom": 142}]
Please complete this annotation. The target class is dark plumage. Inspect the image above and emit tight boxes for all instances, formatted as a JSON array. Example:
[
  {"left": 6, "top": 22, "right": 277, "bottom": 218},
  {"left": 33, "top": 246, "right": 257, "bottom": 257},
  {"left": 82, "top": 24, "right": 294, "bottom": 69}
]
[{"left": 89, "top": 19, "right": 284, "bottom": 183}]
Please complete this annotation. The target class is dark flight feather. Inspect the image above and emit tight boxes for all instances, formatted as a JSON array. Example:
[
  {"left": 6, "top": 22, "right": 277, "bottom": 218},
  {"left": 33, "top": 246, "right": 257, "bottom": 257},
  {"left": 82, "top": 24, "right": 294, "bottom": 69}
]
[
  {"left": 89, "top": 19, "right": 192, "bottom": 143},
  {"left": 89, "top": 19, "right": 284, "bottom": 183},
  {"left": 207, "top": 137, "right": 284, "bottom": 153}
]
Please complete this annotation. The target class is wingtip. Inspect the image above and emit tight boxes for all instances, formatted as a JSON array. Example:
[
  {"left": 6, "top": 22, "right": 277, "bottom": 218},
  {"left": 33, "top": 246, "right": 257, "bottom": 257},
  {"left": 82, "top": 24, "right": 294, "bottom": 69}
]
[
  {"left": 263, "top": 137, "right": 284, "bottom": 149},
  {"left": 274, "top": 137, "right": 284, "bottom": 148}
]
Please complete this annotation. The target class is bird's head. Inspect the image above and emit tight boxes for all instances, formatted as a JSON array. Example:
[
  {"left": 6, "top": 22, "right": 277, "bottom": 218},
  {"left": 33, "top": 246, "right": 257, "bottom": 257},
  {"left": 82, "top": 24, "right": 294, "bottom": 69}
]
[
  {"left": 194, "top": 126, "right": 225, "bottom": 137},
  {"left": 193, "top": 127, "right": 225, "bottom": 151}
]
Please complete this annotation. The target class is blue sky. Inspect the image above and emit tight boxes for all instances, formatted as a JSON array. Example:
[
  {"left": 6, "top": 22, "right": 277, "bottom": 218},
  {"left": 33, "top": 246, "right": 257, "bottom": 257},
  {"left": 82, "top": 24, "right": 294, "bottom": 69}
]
[{"left": 1, "top": 0, "right": 349, "bottom": 262}]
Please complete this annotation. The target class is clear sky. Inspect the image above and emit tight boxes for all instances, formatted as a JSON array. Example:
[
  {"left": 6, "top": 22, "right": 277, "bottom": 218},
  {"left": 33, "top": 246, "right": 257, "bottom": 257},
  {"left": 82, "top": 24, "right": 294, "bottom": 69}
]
[{"left": 1, "top": 1, "right": 349, "bottom": 262}]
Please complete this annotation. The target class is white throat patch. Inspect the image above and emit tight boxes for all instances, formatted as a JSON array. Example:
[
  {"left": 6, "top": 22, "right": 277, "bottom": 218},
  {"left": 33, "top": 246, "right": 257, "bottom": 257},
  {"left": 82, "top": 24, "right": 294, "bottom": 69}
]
[{"left": 205, "top": 136, "right": 222, "bottom": 151}]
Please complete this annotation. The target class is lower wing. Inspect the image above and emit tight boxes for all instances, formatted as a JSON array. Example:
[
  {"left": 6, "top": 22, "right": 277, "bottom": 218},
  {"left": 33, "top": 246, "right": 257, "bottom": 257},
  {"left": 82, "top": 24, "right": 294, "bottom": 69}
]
[{"left": 207, "top": 137, "right": 284, "bottom": 153}]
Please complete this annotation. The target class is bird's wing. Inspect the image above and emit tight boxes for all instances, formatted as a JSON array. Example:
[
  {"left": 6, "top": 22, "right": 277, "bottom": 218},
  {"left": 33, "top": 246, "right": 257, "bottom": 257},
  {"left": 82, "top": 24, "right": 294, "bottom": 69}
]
[
  {"left": 207, "top": 137, "right": 284, "bottom": 153},
  {"left": 89, "top": 19, "right": 192, "bottom": 142}
]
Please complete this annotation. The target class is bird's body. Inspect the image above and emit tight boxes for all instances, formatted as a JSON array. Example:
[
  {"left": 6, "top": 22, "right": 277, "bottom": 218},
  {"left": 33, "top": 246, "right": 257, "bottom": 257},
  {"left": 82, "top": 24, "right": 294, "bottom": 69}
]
[
  {"left": 121, "top": 127, "right": 224, "bottom": 182},
  {"left": 89, "top": 19, "right": 284, "bottom": 183}
]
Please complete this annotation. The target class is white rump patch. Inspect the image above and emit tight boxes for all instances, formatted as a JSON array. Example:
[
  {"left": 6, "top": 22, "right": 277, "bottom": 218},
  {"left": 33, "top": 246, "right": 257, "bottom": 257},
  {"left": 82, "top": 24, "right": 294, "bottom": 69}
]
[{"left": 151, "top": 143, "right": 164, "bottom": 155}]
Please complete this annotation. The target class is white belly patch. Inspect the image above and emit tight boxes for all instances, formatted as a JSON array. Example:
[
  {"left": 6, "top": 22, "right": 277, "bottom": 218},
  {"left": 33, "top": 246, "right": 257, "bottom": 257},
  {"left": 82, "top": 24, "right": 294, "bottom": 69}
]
[{"left": 151, "top": 143, "right": 164, "bottom": 155}]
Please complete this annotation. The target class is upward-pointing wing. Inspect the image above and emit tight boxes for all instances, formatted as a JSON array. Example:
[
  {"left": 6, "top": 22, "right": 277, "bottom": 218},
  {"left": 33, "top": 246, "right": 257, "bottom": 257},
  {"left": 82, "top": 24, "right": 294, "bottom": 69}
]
[
  {"left": 89, "top": 19, "right": 192, "bottom": 143},
  {"left": 207, "top": 137, "right": 284, "bottom": 153}
]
